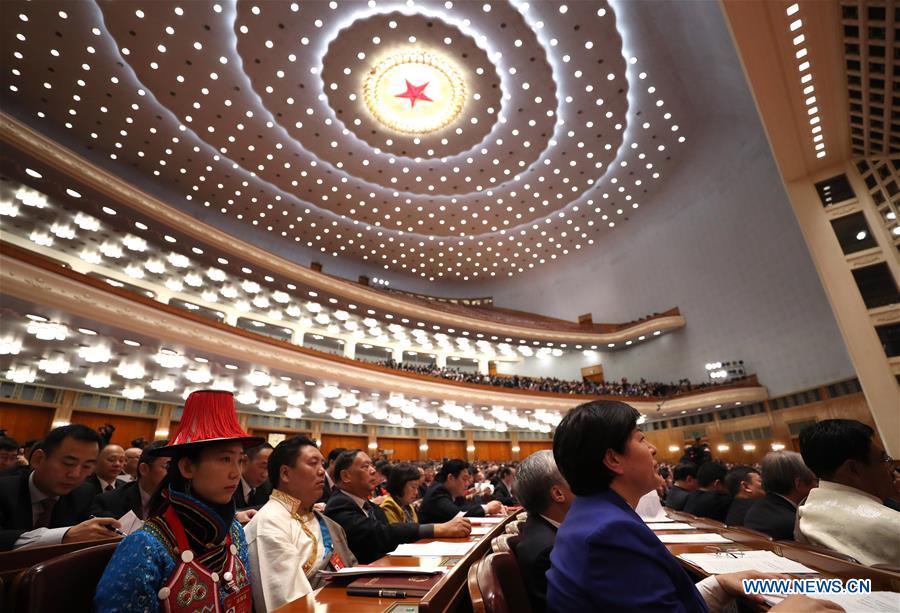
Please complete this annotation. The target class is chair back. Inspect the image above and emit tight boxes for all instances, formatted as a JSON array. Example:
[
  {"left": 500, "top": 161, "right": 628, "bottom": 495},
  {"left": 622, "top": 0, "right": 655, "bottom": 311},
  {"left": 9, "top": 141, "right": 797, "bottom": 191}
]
[
  {"left": 776, "top": 540, "right": 860, "bottom": 564},
  {"left": 504, "top": 520, "right": 522, "bottom": 535},
  {"left": 467, "top": 552, "right": 532, "bottom": 613},
  {"left": 491, "top": 533, "right": 521, "bottom": 554},
  {"left": 14, "top": 542, "right": 118, "bottom": 613}
]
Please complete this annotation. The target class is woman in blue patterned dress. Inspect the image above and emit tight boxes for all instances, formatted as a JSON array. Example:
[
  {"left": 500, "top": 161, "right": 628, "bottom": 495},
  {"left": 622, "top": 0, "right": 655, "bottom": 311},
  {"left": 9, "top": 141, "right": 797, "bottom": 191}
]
[{"left": 95, "top": 390, "right": 263, "bottom": 613}]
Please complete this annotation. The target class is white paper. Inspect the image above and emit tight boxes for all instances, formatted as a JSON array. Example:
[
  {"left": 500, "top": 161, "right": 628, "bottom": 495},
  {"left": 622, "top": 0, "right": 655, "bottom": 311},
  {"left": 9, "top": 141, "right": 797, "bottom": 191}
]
[
  {"left": 678, "top": 550, "right": 817, "bottom": 574},
  {"left": 319, "top": 566, "right": 447, "bottom": 577},
  {"left": 763, "top": 592, "right": 900, "bottom": 611},
  {"left": 469, "top": 517, "right": 505, "bottom": 524},
  {"left": 454, "top": 511, "right": 465, "bottom": 519},
  {"left": 389, "top": 541, "right": 477, "bottom": 557},
  {"left": 470, "top": 526, "right": 493, "bottom": 536},
  {"left": 646, "top": 522, "right": 694, "bottom": 530},
  {"left": 657, "top": 533, "right": 731, "bottom": 544},
  {"left": 118, "top": 510, "right": 144, "bottom": 535}
]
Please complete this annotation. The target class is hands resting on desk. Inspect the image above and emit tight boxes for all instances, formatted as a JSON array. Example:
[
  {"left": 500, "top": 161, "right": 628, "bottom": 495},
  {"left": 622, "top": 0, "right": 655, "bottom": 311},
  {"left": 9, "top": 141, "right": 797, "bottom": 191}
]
[
  {"left": 714, "top": 572, "right": 844, "bottom": 612},
  {"left": 434, "top": 515, "right": 472, "bottom": 538}
]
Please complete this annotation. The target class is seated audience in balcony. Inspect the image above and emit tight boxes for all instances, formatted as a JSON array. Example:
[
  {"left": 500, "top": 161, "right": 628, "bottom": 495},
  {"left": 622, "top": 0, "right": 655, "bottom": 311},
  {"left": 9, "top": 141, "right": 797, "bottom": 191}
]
[
  {"left": 744, "top": 451, "right": 817, "bottom": 540},
  {"left": 418, "top": 459, "right": 505, "bottom": 523},
  {"left": 91, "top": 440, "right": 170, "bottom": 520},
  {"left": 234, "top": 442, "right": 273, "bottom": 510},
  {"left": 85, "top": 443, "right": 128, "bottom": 497},
  {"left": 664, "top": 463, "right": 699, "bottom": 511},
  {"left": 724, "top": 466, "right": 764, "bottom": 526},
  {"left": 380, "top": 462, "right": 423, "bottom": 524},
  {"left": 513, "top": 450, "right": 574, "bottom": 613},
  {"left": 492, "top": 465, "right": 518, "bottom": 506},
  {"left": 0, "top": 424, "right": 122, "bottom": 551},
  {"left": 683, "top": 462, "right": 732, "bottom": 521},
  {"left": 546, "top": 400, "right": 836, "bottom": 612},
  {"left": 324, "top": 450, "right": 471, "bottom": 563},
  {"left": 245, "top": 435, "right": 357, "bottom": 612},
  {"left": 797, "top": 419, "right": 900, "bottom": 566}
]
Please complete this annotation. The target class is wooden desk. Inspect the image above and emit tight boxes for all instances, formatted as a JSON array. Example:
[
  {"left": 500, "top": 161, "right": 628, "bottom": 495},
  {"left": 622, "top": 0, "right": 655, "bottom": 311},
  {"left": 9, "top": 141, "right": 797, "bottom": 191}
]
[{"left": 278, "top": 515, "right": 517, "bottom": 612}]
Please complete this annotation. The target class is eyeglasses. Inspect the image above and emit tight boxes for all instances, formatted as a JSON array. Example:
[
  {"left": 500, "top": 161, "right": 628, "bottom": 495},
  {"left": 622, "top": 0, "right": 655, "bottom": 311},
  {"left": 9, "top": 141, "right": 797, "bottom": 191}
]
[{"left": 703, "top": 546, "right": 745, "bottom": 558}]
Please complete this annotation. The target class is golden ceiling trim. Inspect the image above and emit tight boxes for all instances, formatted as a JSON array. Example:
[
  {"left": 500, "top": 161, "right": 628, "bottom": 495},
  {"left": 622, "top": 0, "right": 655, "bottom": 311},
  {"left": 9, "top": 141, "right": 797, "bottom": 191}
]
[
  {"left": 0, "top": 111, "right": 685, "bottom": 344},
  {"left": 0, "top": 250, "right": 764, "bottom": 415}
]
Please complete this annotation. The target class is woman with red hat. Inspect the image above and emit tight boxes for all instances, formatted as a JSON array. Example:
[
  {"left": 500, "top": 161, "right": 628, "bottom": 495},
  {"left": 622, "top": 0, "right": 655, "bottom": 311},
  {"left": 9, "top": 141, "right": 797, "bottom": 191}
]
[{"left": 95, "top": 390, "right": 264, "bottom": 613}]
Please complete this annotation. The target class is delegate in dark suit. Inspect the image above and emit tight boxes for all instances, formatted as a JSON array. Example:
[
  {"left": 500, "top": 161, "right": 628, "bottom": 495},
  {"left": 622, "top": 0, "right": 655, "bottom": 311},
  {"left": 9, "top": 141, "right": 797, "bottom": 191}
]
[
  {"left": 683, "top": 490, "right": 731, "bottom": 522},
  {"left": 324, "top": 489, "right": 425, "bottom": 563},
  {"left": 664, "top": 485, "right": 692, "bottom": 511},
  {"left": 743, "top": 492, "right": 798, "bottom": 540},
  {"left": 90, "top": 480, "right": 143, "bottom": 519},
  {"left": 84, "top": 473, "right": 127, "bottom": 498},
  {"left": 233, "top": 480, "right": 273, "bottom": 510},
  {"left": 419, "top": 483, "right": 485, "bottom": 523},
  {"left": 515, "top": 514, "right": 557, "bottom": 613},
  {"left": 547, "top": 489, "right": 708, "bottom": 612},
  {"left": 724, "top": 497, "right": 756, "bottom": 526},
  {"left": 493, "top": 480, "right": 517, "bottom": 506},
  {"left": 0, "top": 472, "right": 95, "bottom": 551}
]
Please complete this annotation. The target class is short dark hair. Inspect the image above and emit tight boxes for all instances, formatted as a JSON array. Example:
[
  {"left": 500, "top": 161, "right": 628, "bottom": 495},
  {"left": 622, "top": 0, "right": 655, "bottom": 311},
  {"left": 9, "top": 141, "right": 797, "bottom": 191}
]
[
  {"left": 41, "top": 424, "right": 102, "bottom": 457},
  {"left": 658, "top": 466, "right": 670, "bottom": 480},
  {"left": 0, "top": 436, "right": 18, "bottom": 452},
  {"left": 697, "top": 461, "right": 727, "bottom": 488},
  {"left": 375, "top": 460, "right": 393, "bottom": 480},
  {"left": 498, "top": 466, "right": 514, "bottom": 479},
  {"left": 437, "top": 459, "right": 470, "bottom": 482},
  {"left": 800, "top": 419, "right": 875, "bottom": 480},
  {"left": 138, "top": 440, "right": 169, "bottom": 469},
  {"left": 724, "top": 466, "right": 759, "bottom": 497},
  {"left": 326, "top": 447, "right": 347, "bottom": 467},
  {"left": 268, "top": 436, "right": 319, "bottom": 487},
  {"left": 553, "top": 400, "right": 640, "bottom": 495},
  {"left": 673, "top": 463, "right": 698, "bottom": 482},
  {"left": 333, "top": 449, "right": 361, "bottom": 483},
  {"left": 246, "top": 442, "right": 273, "bottom": 460},
  {"left": 386, "top": 462, "right": 421, "bottom": 499}
]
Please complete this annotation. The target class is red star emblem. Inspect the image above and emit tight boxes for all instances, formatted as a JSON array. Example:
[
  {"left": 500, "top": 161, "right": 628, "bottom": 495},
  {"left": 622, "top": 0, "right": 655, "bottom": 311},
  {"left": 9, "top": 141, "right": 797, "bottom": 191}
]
[{"left": 394, "top": 80, "right": 433, "bottom": 108}]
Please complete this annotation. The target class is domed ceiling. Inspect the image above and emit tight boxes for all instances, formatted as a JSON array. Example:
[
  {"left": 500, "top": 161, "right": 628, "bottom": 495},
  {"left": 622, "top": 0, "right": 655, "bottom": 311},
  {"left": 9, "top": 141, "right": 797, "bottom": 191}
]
[{"left": 1, "top": 0, "right": 686, "bottom": 282}]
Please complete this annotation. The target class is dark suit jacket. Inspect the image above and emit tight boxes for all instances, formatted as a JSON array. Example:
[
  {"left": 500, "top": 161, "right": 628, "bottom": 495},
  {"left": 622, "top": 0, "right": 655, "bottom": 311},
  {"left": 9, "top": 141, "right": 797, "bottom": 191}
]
[
  {"left": 683, "top": 490, "right": 732, "bottom": 522},
  {"left": 90, "top": 480, "right": 144, "bottom": 519},
  {"left": 84, "top": 474, "right": 128, "bottom": 499},
  {"left": 744, "top": 492, "right": 798, "bottom": 541},
  {"left": 0, "top": 472, "right": 95, "bottom": 551},
  {"left": 316, "top": 474, "right": 334, "bottom": 504},
  {"left": 514, "top": 514, "right": 557, "bottom": 613},
  {"left": 547, "top": 490, "right": 707, "bottom": 611},
  {"left": 664, "top": 485, "right": 692, "bottom": 511},
  {"left": 493, "top": 481, "right": 517, "bottom": 506},
  {"left": 725, "top": 497, "right": 757, "bottom": 526},
  {"left": 419, "top": 483, "right": 486, "bottom": 523},
  {"left": 232, "top": 480, "right": 273, "bottom": 510},
  {"left": 324, "top": 490, "right": 423, "bottom": 564}
]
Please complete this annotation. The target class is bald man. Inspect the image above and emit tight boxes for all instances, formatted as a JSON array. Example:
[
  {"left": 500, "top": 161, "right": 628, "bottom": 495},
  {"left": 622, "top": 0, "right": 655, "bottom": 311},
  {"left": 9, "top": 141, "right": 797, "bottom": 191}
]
[
  {"left": 85, "top": 444, "right": 127, "bottom": 497},
  {"left": 119, "top": 447, "right": 143, "bottom": 482}
]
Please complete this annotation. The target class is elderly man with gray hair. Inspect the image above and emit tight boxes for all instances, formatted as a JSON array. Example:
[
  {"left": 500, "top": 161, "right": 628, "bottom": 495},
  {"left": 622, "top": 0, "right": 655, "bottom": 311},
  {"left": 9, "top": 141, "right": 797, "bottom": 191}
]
[
  {"left": 744, "top": 450, "right": 817, "bottom": 540},
  {"left": 512, "top": 450, "right": 574, "bottom": 613}
]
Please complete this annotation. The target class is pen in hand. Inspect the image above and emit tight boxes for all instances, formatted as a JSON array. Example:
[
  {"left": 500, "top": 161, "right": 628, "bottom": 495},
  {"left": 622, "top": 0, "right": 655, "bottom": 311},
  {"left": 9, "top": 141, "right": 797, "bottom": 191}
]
[{"left": 90, "top": 515, "right": 127, "bottom": 537}]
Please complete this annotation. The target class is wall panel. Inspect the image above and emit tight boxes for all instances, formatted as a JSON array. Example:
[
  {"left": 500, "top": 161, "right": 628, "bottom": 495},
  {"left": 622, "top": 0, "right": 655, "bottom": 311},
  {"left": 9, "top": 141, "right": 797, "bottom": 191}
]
[
  {"left": 320, "top": 434, "right": 367, "bottom": 457},
  {"left": 70, "top": 411, "right": 156, "bottom": 448},
  {"left": 0, "top": 403, "right": 54, "bottom": 443},
  {"left": 518, "top": 441, "right": 553, "bottom": 458},
  {"left": 473, "top": 441, "right": 511, "bottom": 462},
  {"left": 427, "top": 439, "right": 466, "bottom": 461},
  {"left": 377, "top": 437, "right": 419, "bottom": 461}
]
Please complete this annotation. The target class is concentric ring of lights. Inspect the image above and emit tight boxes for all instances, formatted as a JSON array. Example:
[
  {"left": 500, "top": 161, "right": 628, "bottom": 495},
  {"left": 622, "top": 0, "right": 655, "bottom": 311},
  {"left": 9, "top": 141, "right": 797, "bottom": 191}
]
[{"left": 361, "top": 50, "right": 466, "bottom": 136}]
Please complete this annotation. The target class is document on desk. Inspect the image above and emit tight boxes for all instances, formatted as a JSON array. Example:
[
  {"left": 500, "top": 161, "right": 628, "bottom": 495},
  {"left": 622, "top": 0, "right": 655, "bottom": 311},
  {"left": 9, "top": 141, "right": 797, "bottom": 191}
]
[
  {"left": 657, "top": 533, "right": 731, "bottom": 544},
  {"left": 763, "top": 592, "right": 900, "bottom": 611},
  {"left": 319, "top": 566, "right": 448, "bottom": 577},
  {"left": 469, "top": 516, "right": 505, "bottom": 524},
  {"left": 389, "top": 541, "right": 477, "bottom": 557},
  {"left": 470, "top": 525, "right": 493, "bottom": 536},
  {"left": 646, "top": 522, "right": 694, "bottom": 530},
  {"left": 678, "top": 550, "right": 817, "bottom": 574},
  {"left": 118, "top": 510, "right": 144, "bottom": 535}
]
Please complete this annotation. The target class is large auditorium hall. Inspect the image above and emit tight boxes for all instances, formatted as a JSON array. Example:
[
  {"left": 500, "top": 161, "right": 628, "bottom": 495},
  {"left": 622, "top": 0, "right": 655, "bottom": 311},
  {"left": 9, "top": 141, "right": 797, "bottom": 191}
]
[{"left": 0, "top": 0, "right": 898, "bottom": 611}]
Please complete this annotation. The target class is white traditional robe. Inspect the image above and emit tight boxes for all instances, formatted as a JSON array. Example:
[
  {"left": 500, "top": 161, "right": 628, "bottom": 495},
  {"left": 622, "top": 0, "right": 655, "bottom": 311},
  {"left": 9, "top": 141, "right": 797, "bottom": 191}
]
[
  {"left": 245, "top": 490, "right": 333, "bottom": 612},
  {"left": 797, "top": 480, "right": 900, "bottom": 566}
]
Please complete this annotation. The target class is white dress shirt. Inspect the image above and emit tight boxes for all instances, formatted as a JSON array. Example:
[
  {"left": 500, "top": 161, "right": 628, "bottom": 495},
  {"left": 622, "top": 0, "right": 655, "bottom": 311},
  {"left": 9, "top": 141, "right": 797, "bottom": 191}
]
[{"left": 13, "top": 473, "right": 70, "bottom": 550}]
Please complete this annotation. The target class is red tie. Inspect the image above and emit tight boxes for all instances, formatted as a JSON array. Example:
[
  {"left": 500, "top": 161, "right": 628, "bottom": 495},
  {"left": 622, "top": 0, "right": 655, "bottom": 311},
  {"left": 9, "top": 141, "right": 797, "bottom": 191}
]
[{"left": 34, "top": 498, "right": 56, "bottom": 529}]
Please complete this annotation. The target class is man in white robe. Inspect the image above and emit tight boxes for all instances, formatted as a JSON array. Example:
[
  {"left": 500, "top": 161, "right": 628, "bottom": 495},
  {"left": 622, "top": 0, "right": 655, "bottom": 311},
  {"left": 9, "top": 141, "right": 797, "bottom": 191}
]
[
  {"left": 797, "top": 419, "right": 900, "bottom": 566},
  {"left": 246, "top": 436, "right": 357, "bottom": 611}
]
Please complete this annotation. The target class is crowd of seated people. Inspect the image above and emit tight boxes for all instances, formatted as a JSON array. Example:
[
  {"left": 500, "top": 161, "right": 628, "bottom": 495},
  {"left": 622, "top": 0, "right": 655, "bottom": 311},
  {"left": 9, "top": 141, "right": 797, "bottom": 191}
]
[
  {"left": 2, "top": 397, "right": 898, "bottom": 611},
  {"left": 376, "top": 358, "right": 745, "bottom": 397}
]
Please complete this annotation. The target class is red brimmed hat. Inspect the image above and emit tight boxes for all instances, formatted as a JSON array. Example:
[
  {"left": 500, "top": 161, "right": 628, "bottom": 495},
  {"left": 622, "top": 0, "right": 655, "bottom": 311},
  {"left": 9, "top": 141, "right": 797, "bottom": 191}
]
[{"left": 154, "top": 390, "right": 264, "bottom": 456}]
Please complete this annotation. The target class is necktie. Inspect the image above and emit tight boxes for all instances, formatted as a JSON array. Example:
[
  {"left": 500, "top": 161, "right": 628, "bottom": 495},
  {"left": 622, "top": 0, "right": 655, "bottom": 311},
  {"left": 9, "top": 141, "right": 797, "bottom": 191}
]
[
  {"left": 105, "top": 483, "right": 114, "bottom": 492},
  {"left": 248, "top": 488, "right": 255, "bottom": 503},
  {"left": 34, "top": 498, "right": 56, "bottom": 529}
]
